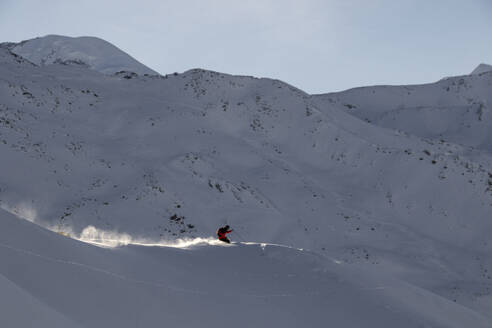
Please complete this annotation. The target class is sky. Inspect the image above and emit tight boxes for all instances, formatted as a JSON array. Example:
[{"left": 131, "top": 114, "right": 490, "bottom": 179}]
[{"left": 1, "top": 0, "right": 491, "bottom": 93}]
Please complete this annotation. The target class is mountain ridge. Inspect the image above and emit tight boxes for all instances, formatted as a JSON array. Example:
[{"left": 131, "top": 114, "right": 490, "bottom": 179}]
[{"left": 7, "top": 34, "right": 158, "bottom": 75}]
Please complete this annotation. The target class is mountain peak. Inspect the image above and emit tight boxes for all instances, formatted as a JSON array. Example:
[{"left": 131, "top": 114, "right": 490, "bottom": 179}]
[
  {"left": 10, "top": 34, "right": 158, "bottom": 75},
  {"left": 471, "top": 63, "right": 492, "bottom": 75}
]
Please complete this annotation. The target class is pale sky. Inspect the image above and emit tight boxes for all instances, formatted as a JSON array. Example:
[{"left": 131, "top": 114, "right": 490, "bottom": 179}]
[{"left": 1, "top": 0, "right": 491, "bottom": 93}]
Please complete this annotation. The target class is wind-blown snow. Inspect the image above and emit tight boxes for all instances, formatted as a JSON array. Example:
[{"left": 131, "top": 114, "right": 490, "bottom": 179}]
[
  {"left": 1, "top": 36, "right": 492, "bottom": 327},
  {"left": 9, "top": 35, "right": 158, "bottom": 75},
  {"left": 77, "top": 224, "right": 225, "bottom": 248}
]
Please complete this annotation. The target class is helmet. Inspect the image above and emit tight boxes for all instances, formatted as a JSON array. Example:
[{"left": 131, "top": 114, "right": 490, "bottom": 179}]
[{"left": 225, "top": 225, "right": 230, "bottom": 229}]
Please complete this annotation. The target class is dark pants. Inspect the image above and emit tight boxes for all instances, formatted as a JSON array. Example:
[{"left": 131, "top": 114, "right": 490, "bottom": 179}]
[{"left": 219, "top": 237, "right": 230, "bottom": 244}]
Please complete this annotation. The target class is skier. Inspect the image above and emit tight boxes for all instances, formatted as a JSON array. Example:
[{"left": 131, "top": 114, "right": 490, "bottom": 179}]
[{"left": 217, "top": 225, "right": 233, "bottom": 243}]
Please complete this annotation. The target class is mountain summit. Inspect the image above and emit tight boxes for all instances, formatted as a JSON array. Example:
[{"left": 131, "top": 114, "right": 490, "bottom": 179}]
[
  {"left": 9, "top": 34, "right": 158, "bottom": 75},
  {"left": 471, "top": 63, "right": 492, "bottom": 75}
]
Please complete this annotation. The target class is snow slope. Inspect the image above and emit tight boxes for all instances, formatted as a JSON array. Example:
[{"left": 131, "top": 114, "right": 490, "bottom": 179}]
[
  {"left": 1, "top": 209, "right": 491, "bottom": 328},
  {"left": 7, "top": 35, "right": 158, "bottom": 75},
  {"left": 314, "top": 70, "right": 492, "bottom": 151},
  {"left": 1, "top": 36, "right": 492, "bottom": 326},
  {"left": 0, "top": 273, "right": 83, "bottom": 328}
]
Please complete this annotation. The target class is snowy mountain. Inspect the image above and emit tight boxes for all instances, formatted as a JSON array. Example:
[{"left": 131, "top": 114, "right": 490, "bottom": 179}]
[
  {"left": 471, "top": 63, "right": 492, "bottom": 75},
  {"left": 1, "top": 36, "right": 492, "bottom": 327},
  {"left": 314, "top": 69, "right": 492, "bottom": 152},
  {"left": 7, "top": 35, "right": 158, "bottom": 75}
]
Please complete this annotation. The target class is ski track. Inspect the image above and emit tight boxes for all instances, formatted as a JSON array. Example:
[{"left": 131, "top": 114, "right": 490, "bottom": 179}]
[{"left": 0, "top": 240, "right": 333, "bottom": 298}]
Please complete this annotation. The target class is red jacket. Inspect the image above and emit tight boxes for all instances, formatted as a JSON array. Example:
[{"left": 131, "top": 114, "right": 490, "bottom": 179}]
[{"left": 217, "top": 228, "right": 232, "bottom": 239}]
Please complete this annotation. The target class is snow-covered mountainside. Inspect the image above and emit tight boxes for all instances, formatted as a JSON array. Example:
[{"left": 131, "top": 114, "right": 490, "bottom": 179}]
[
  {"left": 6, "top": 35, "right": 157, "bottom": 75},
  {"left": 3, "top": 208, "right": 490, "bottom": 328},
  {"left": 314, "top": 68, "right": 492, "bottom": 152},
  {"left": 1, "top": 36, "right": 492, "bottom": 327}
]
